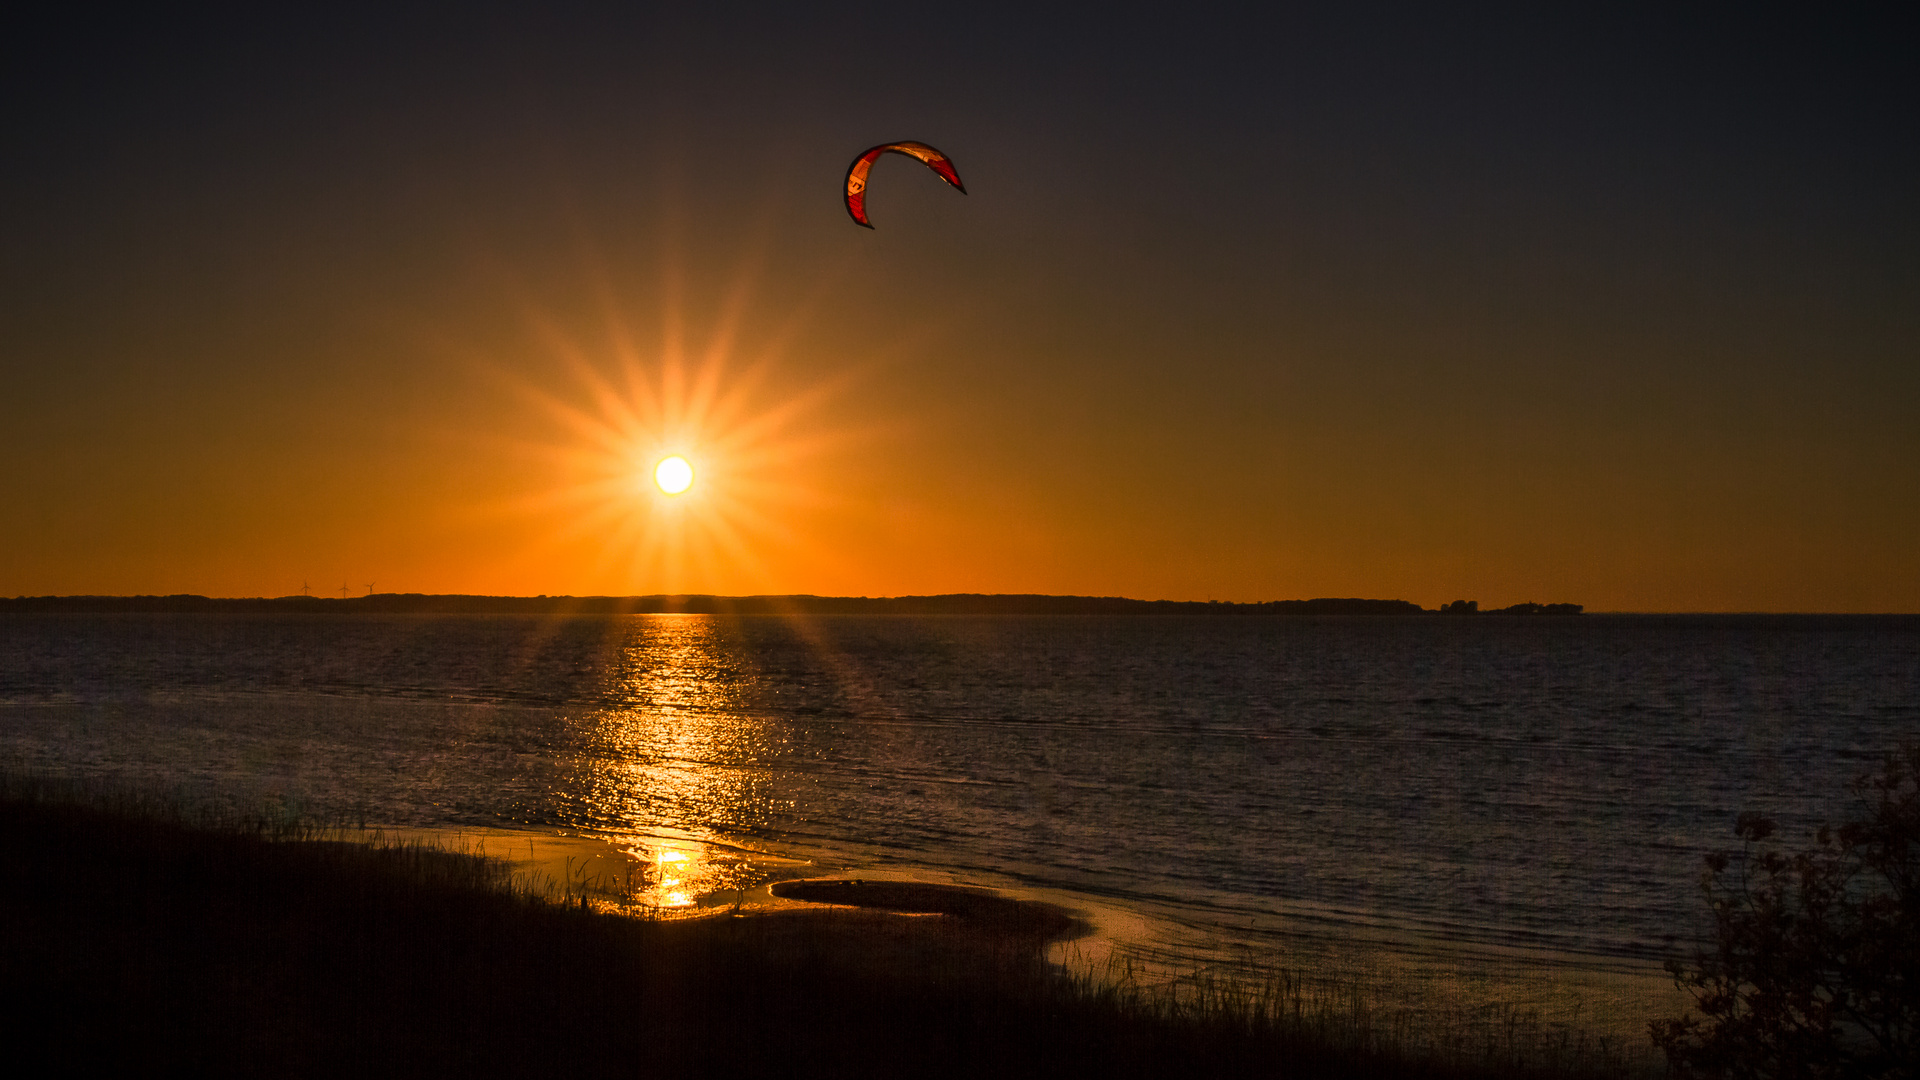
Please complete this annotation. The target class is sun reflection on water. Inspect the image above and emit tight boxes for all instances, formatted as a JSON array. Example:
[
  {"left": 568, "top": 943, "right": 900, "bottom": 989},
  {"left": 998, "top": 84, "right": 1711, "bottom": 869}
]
[{"left": 554, "top": 616, "right": 800, "bottom": 908}]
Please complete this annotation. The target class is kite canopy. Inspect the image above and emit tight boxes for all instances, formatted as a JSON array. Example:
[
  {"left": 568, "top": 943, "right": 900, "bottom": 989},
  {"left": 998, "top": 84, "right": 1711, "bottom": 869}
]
[{"left": 844, "top": 141, "right": 966, "bottom": 228}]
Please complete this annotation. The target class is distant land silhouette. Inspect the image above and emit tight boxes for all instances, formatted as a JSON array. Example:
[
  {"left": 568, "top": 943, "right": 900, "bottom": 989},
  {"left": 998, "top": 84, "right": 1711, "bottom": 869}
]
[{"left": 0, "top": 593, "right": 1583, "bottom": 616}]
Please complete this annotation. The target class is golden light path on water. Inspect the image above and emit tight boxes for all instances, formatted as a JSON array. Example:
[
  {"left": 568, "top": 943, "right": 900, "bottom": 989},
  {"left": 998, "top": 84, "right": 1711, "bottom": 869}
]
[{"left": 553, "top": 616, "right": 804, "bottom": 911}]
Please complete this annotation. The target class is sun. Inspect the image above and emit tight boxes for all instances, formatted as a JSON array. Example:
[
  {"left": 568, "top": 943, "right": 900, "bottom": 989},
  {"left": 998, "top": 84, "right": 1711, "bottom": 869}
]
[
  {"left": 654, "top": 455, "right": 694, "bottom": 495},
  {"left": 460, "top": 235, "right": 902, "bottom": 596},
  {"left": 478, "top": 278, "right": 870, "bottom": 596}
]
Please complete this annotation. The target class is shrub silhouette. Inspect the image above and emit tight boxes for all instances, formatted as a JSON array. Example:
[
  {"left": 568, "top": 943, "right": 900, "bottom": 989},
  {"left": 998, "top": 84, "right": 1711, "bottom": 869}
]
[{"left": 1652, "top": 744, "right": 1918, "bottom": 1078}]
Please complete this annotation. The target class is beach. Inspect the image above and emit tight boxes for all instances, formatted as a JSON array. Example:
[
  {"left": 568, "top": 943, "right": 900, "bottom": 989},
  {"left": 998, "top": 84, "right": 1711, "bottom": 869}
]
[{"left": 370, "top": 819, "right": 1686, "bottom": 1048}]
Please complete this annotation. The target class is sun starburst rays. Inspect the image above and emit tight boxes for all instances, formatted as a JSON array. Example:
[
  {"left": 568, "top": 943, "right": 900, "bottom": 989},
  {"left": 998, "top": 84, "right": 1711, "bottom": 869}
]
[{"left": 467, "top": 277, "right": 867, "bottom": 597}]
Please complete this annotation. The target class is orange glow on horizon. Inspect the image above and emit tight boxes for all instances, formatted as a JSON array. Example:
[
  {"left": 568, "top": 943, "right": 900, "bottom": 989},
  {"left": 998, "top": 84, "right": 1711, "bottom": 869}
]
[{"left": 452, "top": 251, "right": 880, "bottom": 600}]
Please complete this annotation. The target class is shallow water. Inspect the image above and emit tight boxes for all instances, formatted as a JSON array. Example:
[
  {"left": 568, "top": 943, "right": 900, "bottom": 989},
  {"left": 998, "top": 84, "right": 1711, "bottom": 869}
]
[{"left": 4, "top": 612, "right": 1915, "bottom": 1036}]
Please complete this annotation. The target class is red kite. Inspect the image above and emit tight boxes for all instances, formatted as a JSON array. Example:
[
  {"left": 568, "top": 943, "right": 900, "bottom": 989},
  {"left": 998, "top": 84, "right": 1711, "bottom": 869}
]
[{"left": 844, "top": 141, "right": 966, "bottom": 228}]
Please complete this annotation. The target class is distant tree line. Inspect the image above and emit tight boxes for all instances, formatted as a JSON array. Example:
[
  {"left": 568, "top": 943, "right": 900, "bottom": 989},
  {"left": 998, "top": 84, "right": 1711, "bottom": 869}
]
[
  {"left": 1439, "top": 600, "right": 1584, "bottom": 616},
  {"left": 0, "top": 593, "right": 1587, "bottom": 616}
]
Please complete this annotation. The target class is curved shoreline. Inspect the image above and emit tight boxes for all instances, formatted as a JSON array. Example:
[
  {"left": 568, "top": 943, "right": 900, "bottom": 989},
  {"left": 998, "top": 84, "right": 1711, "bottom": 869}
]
[{"left": 769, "top": 877, "right": 1089, "bottom": 942}]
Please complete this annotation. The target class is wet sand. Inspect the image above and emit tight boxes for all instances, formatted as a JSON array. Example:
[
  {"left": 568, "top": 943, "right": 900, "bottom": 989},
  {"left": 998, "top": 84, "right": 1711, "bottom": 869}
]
[
  {"left": 380, "top": 823, "right": 1684, "bottom": 1049},
  {"left": 769, "top": 878, "right": 1088, "bottom": 940}
]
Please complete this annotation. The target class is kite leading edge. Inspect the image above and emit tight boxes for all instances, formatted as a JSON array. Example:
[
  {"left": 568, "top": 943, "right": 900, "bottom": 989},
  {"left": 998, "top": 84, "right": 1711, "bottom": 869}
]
[{"left": 844, "top": 141, "right": 966, "bottom": 228}]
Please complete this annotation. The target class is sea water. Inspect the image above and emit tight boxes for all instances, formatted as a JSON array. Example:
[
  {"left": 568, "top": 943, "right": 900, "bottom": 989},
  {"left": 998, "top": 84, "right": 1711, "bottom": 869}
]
[{"left": 3, "top": 612, "right": 1915, "bottom": 1036}]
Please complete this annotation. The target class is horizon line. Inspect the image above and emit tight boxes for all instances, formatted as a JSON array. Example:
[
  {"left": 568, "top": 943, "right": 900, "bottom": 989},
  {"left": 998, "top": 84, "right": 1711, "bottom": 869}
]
[{"left": 4, "top": 592, "right": 1916, "bottom": 617}]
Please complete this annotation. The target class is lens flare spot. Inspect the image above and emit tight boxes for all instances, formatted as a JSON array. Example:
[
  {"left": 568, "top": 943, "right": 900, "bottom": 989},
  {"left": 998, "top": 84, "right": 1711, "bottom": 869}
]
[{"left": 654, "top": 456, "right": 694, "bottom": 495}]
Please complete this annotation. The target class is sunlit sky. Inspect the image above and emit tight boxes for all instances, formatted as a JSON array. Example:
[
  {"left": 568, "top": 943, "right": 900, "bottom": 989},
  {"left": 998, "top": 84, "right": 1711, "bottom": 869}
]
[{"left": 3, "top": 7, "right": 1914, "bottom": 611}]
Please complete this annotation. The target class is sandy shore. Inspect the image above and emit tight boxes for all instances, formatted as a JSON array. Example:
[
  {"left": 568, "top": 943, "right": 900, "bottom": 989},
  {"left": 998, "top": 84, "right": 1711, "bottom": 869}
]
[{"left": 368, "top": 822, "right": 1684, "bottom": 1048}]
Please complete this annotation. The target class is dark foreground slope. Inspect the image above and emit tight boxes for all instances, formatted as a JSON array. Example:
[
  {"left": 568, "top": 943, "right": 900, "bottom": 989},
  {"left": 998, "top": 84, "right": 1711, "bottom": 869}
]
[{"left": 0, "top": 792, "right": 1629, "bottom": 1079}]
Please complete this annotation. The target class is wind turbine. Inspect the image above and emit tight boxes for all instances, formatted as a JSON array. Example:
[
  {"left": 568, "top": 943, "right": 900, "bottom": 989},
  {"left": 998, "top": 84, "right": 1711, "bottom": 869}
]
[
  {"left": 364, "top": 582, "right": 375, "bottom": 597},
  {"left": 339, "top": 583, "right": 349, "bottom": 599},
  {"left": 302, "top": 581, "right": 310, "bottom": 598}
]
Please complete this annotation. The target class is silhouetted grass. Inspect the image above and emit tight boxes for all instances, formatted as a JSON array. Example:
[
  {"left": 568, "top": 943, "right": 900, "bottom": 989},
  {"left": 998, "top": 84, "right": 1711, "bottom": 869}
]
[{"left": 0, "top": 772, "right": 1652, "bottom": 1078}]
